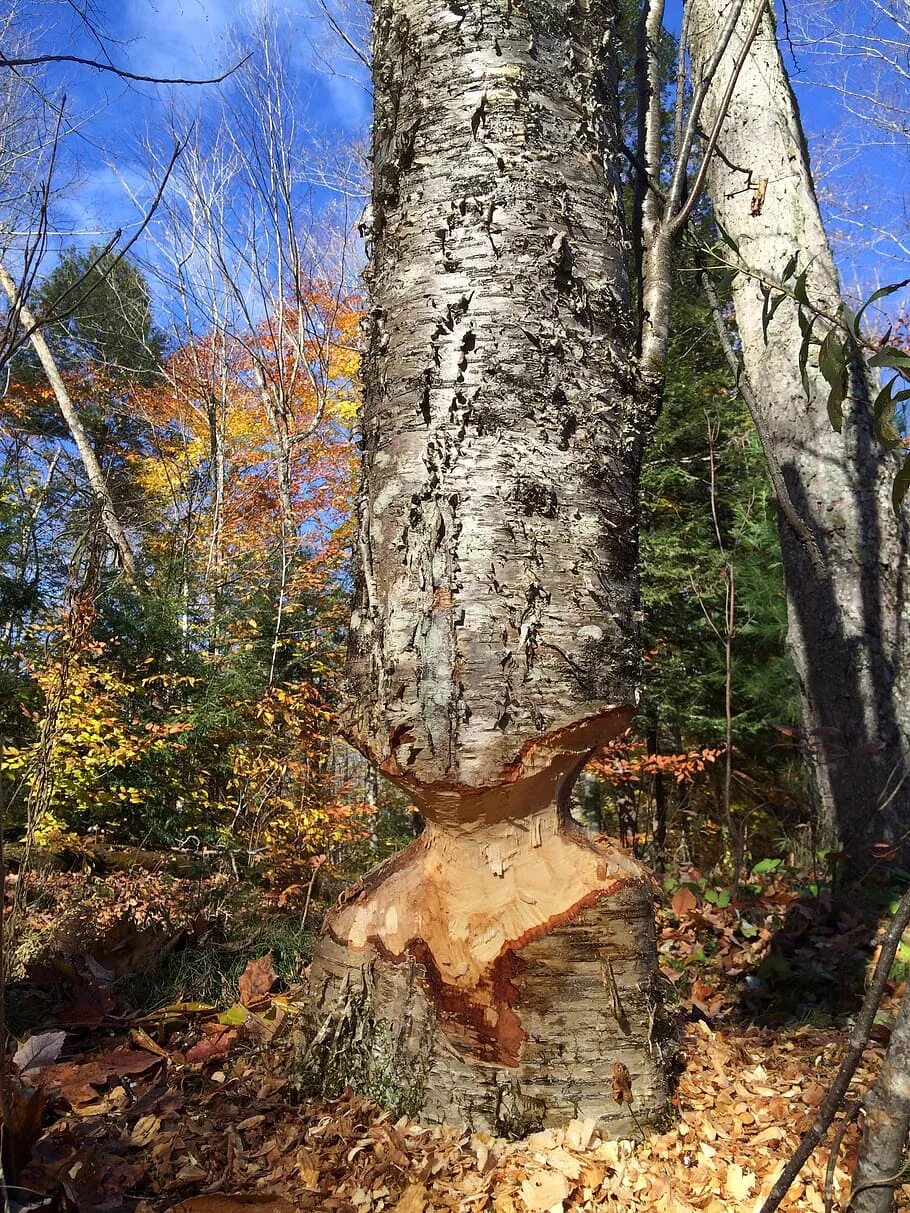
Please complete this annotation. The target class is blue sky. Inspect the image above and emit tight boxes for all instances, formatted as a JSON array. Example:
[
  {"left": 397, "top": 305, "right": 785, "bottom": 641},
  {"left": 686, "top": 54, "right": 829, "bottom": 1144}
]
[
  {"left": 27, "top": 0, "right": 370, "bottom": 255},
  {"left": 16, "top": 0, "right": 910, "bottom": 317}
]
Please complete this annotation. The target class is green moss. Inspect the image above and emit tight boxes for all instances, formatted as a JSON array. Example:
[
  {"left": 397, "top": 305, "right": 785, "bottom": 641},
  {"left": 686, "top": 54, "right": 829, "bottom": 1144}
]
[{"left": 295, "top": 974, "right": 430, "bottom": 1118}]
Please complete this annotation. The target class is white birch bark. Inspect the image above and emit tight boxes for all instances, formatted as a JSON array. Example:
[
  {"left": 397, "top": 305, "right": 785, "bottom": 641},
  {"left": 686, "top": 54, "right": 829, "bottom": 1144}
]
[
  {"left": 687, "top": 0, "right": 910, "bottom": 883},
  {"left": 308, "top": 0, "right": 669, "bottom": 1132}
]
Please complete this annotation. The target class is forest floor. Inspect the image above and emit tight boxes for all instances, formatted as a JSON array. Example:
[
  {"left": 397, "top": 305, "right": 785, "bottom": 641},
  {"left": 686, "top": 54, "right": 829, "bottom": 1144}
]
[{"left": 4, "top": 860, "right": 908, "bottom": 1212}]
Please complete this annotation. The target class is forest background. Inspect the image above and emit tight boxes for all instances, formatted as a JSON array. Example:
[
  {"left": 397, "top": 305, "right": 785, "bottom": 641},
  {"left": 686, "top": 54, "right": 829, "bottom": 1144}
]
[
  {"left": 0, "top": 0, "right": 908, "bottom": 991},
  {"left": 1, "top": 2, "right": 910, "bottom": 1211}
]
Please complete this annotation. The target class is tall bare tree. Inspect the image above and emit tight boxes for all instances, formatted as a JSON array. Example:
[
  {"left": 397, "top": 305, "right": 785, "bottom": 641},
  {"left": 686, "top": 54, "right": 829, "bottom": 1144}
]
[
  {"left": 685, "top": 0, "right": 910, "bottom": 886},
  {"left": 140, "top": 11, "right": 362, "bottom": 666}
]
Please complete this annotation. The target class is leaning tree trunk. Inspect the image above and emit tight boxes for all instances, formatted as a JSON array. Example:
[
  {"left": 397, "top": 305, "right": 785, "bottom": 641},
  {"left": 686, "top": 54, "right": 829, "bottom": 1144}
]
[
  {"left": 687, "top": 0, "right": 910, "bottom": 888},
  {"left": 305, "top": 0, "right": 670, "bottom": 1135},
  {"left": 0, "top": 263, "right": 142, "bottom": 591}
]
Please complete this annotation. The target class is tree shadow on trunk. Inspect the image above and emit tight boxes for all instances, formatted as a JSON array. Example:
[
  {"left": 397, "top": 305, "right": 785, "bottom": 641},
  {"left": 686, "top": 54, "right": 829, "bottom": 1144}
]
[
  {"left": 731, "top": 441, "right": 910, "bottom": 1025},
  {"left": 778, "top": 434, "right": 910, "bottom": 897}
]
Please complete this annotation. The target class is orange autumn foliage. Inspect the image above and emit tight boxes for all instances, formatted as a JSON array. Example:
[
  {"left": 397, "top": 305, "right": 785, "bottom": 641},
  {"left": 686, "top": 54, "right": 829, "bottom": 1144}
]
[
  {"left": 4, "top": 281, "right": 368, "bottom": 872},
  {"left": 589, "top": 735, "right": 724, "bottom": 787}
]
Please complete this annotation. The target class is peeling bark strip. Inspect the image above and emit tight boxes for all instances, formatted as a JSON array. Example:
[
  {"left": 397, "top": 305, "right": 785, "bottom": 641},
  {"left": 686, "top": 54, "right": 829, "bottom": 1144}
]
[
  {"left": 308, "top": 0, "right": 667, "bottom": 1131},
  {"left": 688, "top": 0, "right": 910, "bottom": 882}
]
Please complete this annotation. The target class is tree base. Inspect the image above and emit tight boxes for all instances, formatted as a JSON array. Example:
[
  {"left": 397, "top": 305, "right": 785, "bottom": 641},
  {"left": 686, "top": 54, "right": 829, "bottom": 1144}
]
[{"left": 302, "top": 818, "right": 673, "bottom": 1137}]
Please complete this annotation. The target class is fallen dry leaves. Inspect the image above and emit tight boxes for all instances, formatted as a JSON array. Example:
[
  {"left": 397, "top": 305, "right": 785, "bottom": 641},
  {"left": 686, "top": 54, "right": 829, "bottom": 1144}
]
[
  {"left": 13, "top": 1012, "right": 902, "bottom": 1212},
  {"left": 8, "top": 868, "right": 910, "bottom": 1211}
]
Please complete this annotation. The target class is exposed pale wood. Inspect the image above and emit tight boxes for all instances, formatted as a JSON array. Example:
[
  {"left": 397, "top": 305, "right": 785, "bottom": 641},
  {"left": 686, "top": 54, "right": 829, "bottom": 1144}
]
[{"left": 308, "top": 838, "right": 669, "bottom": 1136}]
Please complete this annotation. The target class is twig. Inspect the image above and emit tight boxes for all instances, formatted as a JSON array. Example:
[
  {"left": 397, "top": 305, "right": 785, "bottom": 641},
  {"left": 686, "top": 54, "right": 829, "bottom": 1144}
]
[
  {"left": 672, "top": 0, "right": 772, "bottom": 235},
  {"left": 666, "top": 0, "right": 752, "bottom": 222},
  {"left": 825, "top": 1100, "right": 861, "bottom": 1213},
  {"left": 847, "top": 1162, "right": 910, "bottom": 1211},
  {"left": 0, "top": 51, "right": 250, "bottom": 85},
  {"left": 759, "top": 884, "right": 910, "bottom": 1213}
]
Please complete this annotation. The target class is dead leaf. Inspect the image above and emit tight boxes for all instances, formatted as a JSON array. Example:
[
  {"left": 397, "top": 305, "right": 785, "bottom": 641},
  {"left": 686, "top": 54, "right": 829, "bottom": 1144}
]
[
  {"left": 186, "top": 1027, "right": 238, "bottom": 1064},
  {"left": 54, "top": 977, "right": 114, "bottom": 1028},
  {"left": 43, "top": 1048, "right": 162, "bottom": 1107},
  {"left": 165, "top": 1198, "right": 296, "bottom": 1212},
  {"left": 612, "top": 1061, "right": 633, "bottom": 1105},
  {"left": 129, "top": 1114, "right": 161, "bottom": 1146},
  {"left": 4, "top": 1081, "right": 46, "bottom": 1179},
  {"left": 238, "top": 952, "right": 276, "bottom": 1006},
  {"left": 392, "top": 1183, "right": 428, "bottom": 1212},
  {"left": 13, "top": 1030, "right": 66, "bottom": 1074},
  {"left": 803, "top": 1081, "right": 826, "bottom": 1108},
  {"left": 129, "top": 1026, "right": 170, "bottom": 1057},
  {"left": 671, "top": 887, "right": 697, "bottom": 916},
  {"left": 519, "top": 1169, "right": 571, "bottom": 1212}
]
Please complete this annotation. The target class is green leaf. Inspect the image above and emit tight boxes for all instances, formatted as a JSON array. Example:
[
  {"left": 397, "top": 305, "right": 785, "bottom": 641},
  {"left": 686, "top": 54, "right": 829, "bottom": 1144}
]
[
  {"left": 855, "top": 278, "right": 910, "bottom": 333},
  {"left": 798, "top": 309, "right": 816, "bottom": 400},
  {"left": 818, "top": 329, "right": 848, "bottom": 432},
  {"left": 218, "top": 1003, "right": 249, "bottom": 1026},
  {"left": 715, "top": 268, "right": 738, "bottom": 295},
  {"left": 793, "top": 268, "right": 811, "bottom": 308},
  {"left": 781, "top": 252, "right": 799, "bottom": 283},
  {"left": 827, "top": 380, "right": 846, "bottom": 432},
  {"left": 739, "top": 920, "right": 759, "bottom": 939},
  {"left": 893, "top": 450, "right": 910, "bottom": 514},
  {"left": 759, "top": 952, "right": 791, "bottom": 979},
  {"left": 873, "top": 378, "right": 906, "bottom": 449},
  {"left": 751, "top": 857, "right": 781, "bottom": 875},
  {"left": 761, "top": 284, "right": 786, "bottom": 343},
  {"left": 842, "top": 305, "right": 859, "bottom": 342},
  {"left": 714, "top": 218, "right": 741, "bottom": 257},
  {"left": 869, "top": 347, "right": 910, "bottom": 372},
  {"left": 818, "top": 328, "right": 847, "bottom": 384}
]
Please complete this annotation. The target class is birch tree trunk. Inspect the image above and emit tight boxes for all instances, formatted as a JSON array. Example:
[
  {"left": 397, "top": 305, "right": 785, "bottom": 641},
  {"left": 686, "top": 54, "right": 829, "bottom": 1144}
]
[
  {"left": 306, "top": 0, "right": 670, "bottom": 1134},
  {"left": 686, "top": 0, "right": 910, "bottom": 887}
]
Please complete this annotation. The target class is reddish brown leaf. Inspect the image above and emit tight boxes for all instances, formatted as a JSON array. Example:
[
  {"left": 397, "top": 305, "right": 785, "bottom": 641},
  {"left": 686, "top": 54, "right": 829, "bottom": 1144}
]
[
  {"left": 671, "top": 887, "right": 697, "bottom": 916},
  {"left": 238, "top": 951, "right": 276, "bottom": 1006},
  {"left": 3, "top": 1081, "right": 47, "bottom": 1180},
  {"left": 43, "top": 1049, "right": 162, "bottom": 1107},
  {"left": 53, "top": 977, "right": 115, "bottom": 1028},
  {"left": 611, "top": 1060, "right": 633, "bottom": 1105},
  {"left": 186, "top": 1027, "right": 238, "bottom": 1064}
]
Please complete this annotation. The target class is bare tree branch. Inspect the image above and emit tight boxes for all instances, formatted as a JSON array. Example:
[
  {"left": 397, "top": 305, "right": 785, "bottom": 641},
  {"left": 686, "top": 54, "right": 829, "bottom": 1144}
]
[
  {"left": 670, "top": 0, "right": 771, "bottom": 235},
  {"left": 0, "top": 51, "right": 251, "bottom": 86}
]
